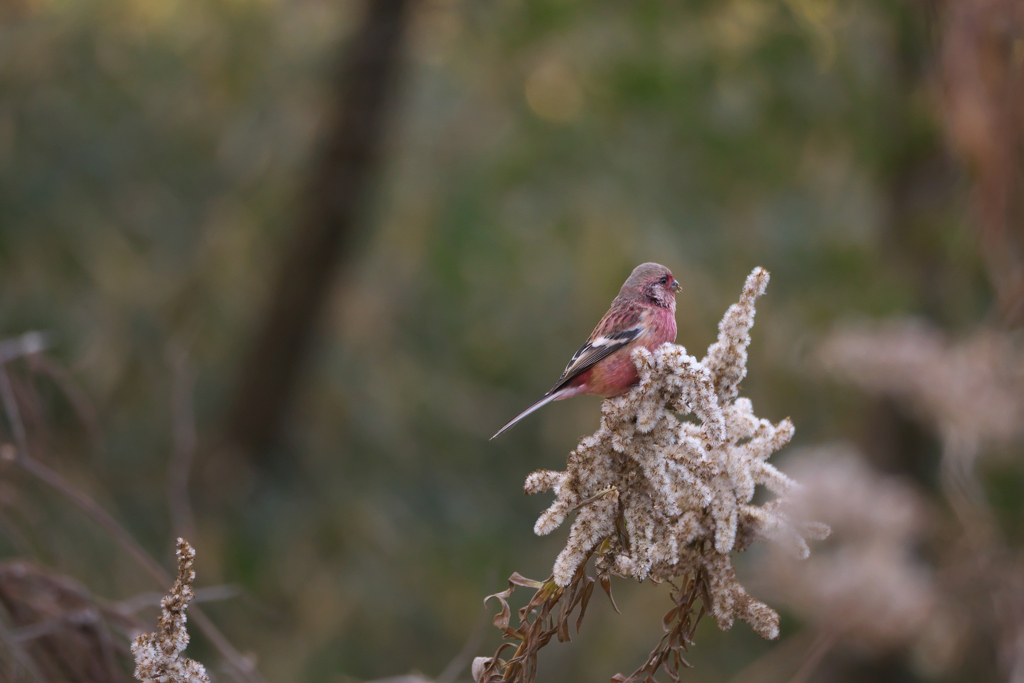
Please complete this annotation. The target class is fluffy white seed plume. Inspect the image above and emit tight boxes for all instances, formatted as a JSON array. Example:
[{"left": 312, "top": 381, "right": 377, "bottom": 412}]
[
  {"left": 818, "top": 319, "right": 1024, "bottom": 446},
  {"left": 131, "top": 538, "right": 210, "bottom": 683},
  {"left": 526, "top": 268, "right": 828, "bottom": 640},
  {"left": 761, "top": 445, "right": 936, "bottom": 653},
  {"left": 818, "top": 319, "right": 1024, "bottom": 528}
]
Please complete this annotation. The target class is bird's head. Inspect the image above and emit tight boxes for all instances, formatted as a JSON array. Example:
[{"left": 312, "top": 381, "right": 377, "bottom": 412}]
[{"left": 619, "top": 262, "right": 680, "bottom": 309}]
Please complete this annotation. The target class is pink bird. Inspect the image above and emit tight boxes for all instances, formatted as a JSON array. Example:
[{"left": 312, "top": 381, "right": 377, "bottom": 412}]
[{"left": 492, "top": 262, "right": 680, "bottom": 439}]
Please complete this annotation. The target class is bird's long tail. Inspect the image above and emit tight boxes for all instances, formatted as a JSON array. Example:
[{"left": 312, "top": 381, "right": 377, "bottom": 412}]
[{"left": 490, "top": 390, "right": 570, "bottom": 440}]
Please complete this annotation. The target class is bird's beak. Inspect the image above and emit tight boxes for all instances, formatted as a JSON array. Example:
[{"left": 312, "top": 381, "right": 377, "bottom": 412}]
[{"left": 671, "top": 280, "right": 681, "bottom": 293}]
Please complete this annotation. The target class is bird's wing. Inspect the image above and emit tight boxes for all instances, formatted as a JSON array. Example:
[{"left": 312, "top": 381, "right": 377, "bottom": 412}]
[
  {"left": 549, "top": 307, "right": 644, "bottom": 393},
  {"left": 490, "top": 306, "right": 645, "bottom": 440}
]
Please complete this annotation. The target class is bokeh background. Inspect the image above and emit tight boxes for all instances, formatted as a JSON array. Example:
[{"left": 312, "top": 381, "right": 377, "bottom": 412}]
[{"left": 0, "top": 0, "right": 1022, "bottom": 681}]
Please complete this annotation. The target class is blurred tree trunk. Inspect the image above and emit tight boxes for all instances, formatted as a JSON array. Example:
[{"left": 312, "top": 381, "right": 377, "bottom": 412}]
[
  {"left": 935, "top": 0, "right": 1024, "bottom": 325},
  {"left": 849, "top": 3, "right": 1020, "bottom": 682},
  {"left": 224, "top": 0, "right": 411, "bottom": 468}
]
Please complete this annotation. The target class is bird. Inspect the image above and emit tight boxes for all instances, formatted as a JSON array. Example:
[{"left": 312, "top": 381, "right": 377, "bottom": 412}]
[{"left": 491, "top": 262, "right": 680, "bottom": 439}]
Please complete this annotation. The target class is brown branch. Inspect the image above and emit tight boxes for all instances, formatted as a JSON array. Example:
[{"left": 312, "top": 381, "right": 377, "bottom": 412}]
[
  {"left": 0, "top": 559, "right": 136, "bottom": 683},
  {"left": 476, "top": 554, "right": 605, "bottom": 683},
  {"left": 0, "top": 508, "right": 35, "bottom": 558},
  {"left": 0, "top": 600, "right": 49, "bottom": 683},
  {"left": 435, "top": 607, "right": 489, "bottom": 683},
  {"left": 113, "top": 585, "right": 241, "bottom": 617},
  {"left": 612, "top": 574, "right": 708, "bottom": 683},
  {"left": 27, "top": 354, "right": 103, "bottom": 462},
  {"left": 725, "top": 629, "right": 819, "bottom": 683},
  {"left": 786, "top": 629, "right": 839, "bottom": 683},
  {"left": 15, "top": 455, "right": 260, "bottom": 683},
  {"left": 0, "top": 362, "right": 262, "bottom": 683},
  {"left": 224, "top": 0, "right": 412, "bottom": 465},
  {"left": 0, "top": 357, "right": 33, "bottom": 461}
]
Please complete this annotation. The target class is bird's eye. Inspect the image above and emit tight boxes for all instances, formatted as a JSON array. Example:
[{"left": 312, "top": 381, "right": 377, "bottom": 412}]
[{"left": 659, "top": 276, "right": 668, "bottom": 284}]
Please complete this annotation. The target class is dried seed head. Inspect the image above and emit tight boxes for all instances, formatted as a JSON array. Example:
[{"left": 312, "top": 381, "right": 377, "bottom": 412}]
[
  {"left": 526, "top": 268, "right": 827, "bottom": 639},
  {"left": 131, "top": 538, "right": 209, "bottom": 683},
  {"left": 762, "top": 445, "right": 936, "bottom": 652},
  {"left": 818, "top": 320, "right": 1024, "bottom": 446}
]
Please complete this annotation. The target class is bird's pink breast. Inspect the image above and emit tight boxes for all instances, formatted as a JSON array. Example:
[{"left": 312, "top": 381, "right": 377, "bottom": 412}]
[{"left": 572, "top": 305, "right": 677, "bottom": 398}]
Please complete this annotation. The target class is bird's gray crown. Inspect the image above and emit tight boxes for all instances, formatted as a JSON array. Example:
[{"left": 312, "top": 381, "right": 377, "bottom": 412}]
[{"left": 617, "top": 262, "right": 673, "bottom": 299}]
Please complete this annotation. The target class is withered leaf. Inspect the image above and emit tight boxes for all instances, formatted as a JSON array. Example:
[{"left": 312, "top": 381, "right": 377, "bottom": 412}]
[
  {"left": 575, "top": 578, "right": 595, "bottom": 634},
  {"left": 600, "top": 575, "right": 620, "bottom": 614}
]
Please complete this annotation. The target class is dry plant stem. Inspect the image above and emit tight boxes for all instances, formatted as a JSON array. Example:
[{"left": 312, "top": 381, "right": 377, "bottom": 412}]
[
  {"left": 0, "top": 601, "right": 48, "bottom": 683},
  {"left": 725, "top": 630, "right": 818, "bottom": 683},
  {"left": 16, "top": 447, "right": 259, "bottom": 683},
  {"left": 476, "top": 558, "right": 601, "bottom": 683},
  {"left": 785, "top": 629, "right": 838, "bottom": 683},
  {"left": 17, "top": 455, "right": 170, "bottom": 590},
  {"left": 612, "top": 574, "right": 708, "bottom": 683},
  {"left": 479, "top": 269, "right": 826, "bottom": 683},
  {"left": 0, "top": 509, "right": 34, "bottom": 559},
  {"left": 434, "top": 608, "right": 489, "bottom": 683},
  {"left": 939, "top": 433, "right": 997, "bottom": 540},
  {"left": 8, "top": 614, "right": 105, "bottom": 646},
  {"left": 527, "top": 268, "right": 824, "bottom": 628},
  {"left": 115, "top": 586, "right": 242, "bottom": 616},
  {"left": 94, "top": 612, "right": 123, "bottom": 683},
  {"left": 27, "top": 355, "right": 103, "bottom": 458},
  {"left": 0, "top": 360, "right": 262, "bottom": 683},
  {"left": 0, "top": 361, "right": 32, "bottom": 460},
  {"left": 0, "top": 558, "right": 154, "bottom": 681},
  {"left": 131, "top": 539, "right": 208, "bottom": 683},
  {"left": 7, "top": 618, "right": 65, "bottom": 644}
]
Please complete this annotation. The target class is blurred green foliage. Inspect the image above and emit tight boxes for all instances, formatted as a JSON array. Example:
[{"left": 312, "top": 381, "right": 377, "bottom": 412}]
[{"left": 0, "top": 0, "right": 999, "bottom": 680}]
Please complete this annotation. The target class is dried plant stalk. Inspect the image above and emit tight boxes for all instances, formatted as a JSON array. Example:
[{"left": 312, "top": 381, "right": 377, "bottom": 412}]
[
  {"left": 0, "top": 338, "right": 262, "bottom": 683},
  {"left": 131, "top": 538, "right": 209, "bottom": 683},
  {"left": 612, "top": 572, "right": 709, "bottom": 683},
  {"left": 477, "top": 268, "right": 828, "bottom": 683},
  {"left": 472, "top": 560, "right": 600, "bottom": 683},
  {"left": 0, "top": 559, "right": 143, "bottom": 683}
]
